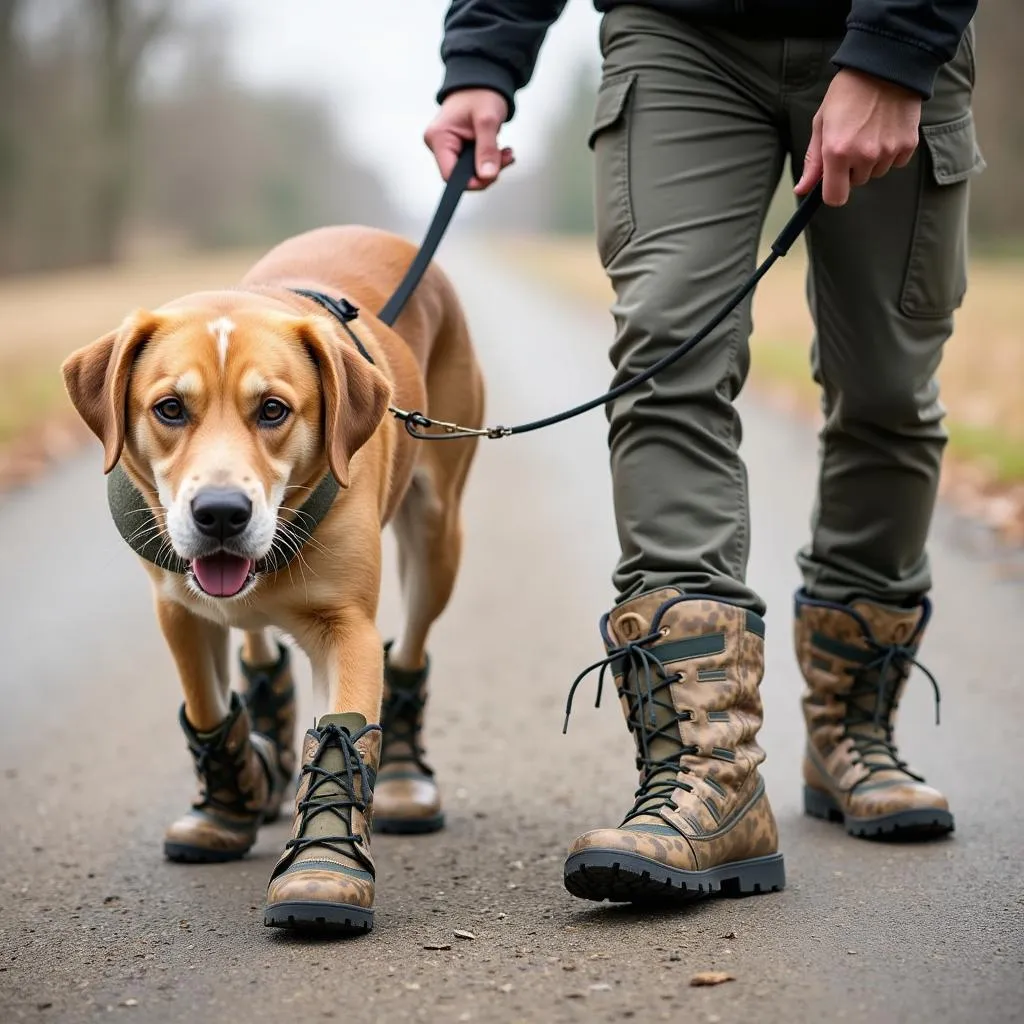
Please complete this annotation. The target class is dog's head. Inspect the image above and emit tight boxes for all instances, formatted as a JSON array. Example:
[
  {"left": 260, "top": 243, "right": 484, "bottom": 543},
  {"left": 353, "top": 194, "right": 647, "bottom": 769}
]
[{"left": 61, "top": 301, "right": 391, "bottom": 599}]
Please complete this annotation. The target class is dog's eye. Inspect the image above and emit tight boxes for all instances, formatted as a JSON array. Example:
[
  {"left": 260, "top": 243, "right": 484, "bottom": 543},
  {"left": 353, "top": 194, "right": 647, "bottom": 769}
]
[
  {"left": 258, "top": 398, "right": 290, "bottom": 426},
  {"left": 153, "top": 398, "right": 186, "bottom": 425}
]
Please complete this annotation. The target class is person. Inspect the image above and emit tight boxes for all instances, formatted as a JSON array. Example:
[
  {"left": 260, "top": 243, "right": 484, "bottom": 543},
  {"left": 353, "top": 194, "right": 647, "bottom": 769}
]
[{"left": 413, "top": 0, "right": 982, "bottom": 904}]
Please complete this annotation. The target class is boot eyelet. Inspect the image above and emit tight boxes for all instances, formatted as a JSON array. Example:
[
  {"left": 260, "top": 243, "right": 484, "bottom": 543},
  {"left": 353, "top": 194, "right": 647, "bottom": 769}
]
[{"left": 659, "top": 626, "right": 670, "bottom": 638}]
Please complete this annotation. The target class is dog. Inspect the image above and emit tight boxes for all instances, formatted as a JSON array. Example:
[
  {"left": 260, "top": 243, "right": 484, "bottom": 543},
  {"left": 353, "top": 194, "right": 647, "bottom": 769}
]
[{"left": 61, "top": 225, "right": 484, "bottom": 934}]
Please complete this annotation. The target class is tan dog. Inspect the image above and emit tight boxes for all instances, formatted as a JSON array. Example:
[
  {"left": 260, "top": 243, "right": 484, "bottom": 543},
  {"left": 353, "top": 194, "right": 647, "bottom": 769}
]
[{"left": 62, "top": 225, "right": 484, "bottom": 934}]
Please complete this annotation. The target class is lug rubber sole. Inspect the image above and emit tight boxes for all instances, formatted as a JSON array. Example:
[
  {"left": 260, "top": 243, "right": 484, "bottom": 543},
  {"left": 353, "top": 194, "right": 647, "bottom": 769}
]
[
  {"left": 163, "top": 841, "right": 252, "bottom": 864},
  {"left": 803, "top": 785, "right": 954, "bottom": 840},
  {"left": 564, "top": 849, "right": 785, "bottom": 905},
  {"left": 373, "top": 812, "right": 445, "bottom": 835},
  {"left": 264, "top": 900, "right": 373, "bottom": 935}
]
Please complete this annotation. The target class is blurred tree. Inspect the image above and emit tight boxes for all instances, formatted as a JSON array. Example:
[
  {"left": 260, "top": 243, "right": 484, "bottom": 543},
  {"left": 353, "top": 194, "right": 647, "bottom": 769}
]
[
  {"left": 0, "top": 0, "right": 22, "bottom": 234},
  {"left": 136, "top": 14, "right": 396, "bottom": 251},
  {"left": 90, "top": 0, "right": 174, "bottom": 264},
  {"left": 970, "top": 0, "right": 1024, "bottom": 247},
  {"left": 0, "top": 0, "right": 396, "bottom": 276}
]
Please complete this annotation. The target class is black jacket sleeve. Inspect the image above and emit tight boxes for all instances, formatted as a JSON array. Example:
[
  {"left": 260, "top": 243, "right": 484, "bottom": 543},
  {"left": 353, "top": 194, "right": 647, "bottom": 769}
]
[
  {"left": 437, "top": 0, "right": 568, "bottom": 119},
  {"left": 833, "top": 1, "right": 978, "bottom": 99}
]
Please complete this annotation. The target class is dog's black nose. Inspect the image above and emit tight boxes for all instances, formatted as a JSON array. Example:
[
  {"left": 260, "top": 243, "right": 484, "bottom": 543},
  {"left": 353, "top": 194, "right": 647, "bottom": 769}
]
[{"left": 191, "top": 488, "right": 252, "bottom": 541}]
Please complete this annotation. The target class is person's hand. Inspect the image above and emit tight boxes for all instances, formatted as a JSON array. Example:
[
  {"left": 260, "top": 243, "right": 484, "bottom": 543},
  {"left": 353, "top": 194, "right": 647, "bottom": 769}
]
[
  {"left": 424, "top": 89, "right": 515, "bottom": 190},
  {"left": 795, "top": 69, "right": 922, "bottom": 207}
]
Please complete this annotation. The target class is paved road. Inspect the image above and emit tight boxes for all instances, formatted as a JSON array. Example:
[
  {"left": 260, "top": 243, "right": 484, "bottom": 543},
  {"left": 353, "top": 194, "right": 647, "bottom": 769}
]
[{"left": 2, "top": 240, "right": 1022, "bottom": 1024}]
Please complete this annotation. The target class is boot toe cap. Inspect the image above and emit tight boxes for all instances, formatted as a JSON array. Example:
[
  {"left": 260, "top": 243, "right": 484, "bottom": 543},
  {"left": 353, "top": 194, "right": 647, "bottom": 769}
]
[
  {"left": 568, "top": 826, "right": 699, "bottom": 871},
  {"left": 164, "top": 810, "right": 257, "bottom": 861},
  {"left": 852, "top": 780, "right": 950, "bottom": 818},
  {"left": 266, "top": 862, "right": 375, "bottom": 911},
  {"left": 374, "top": 775, "right": 441, "bottom": 820}
]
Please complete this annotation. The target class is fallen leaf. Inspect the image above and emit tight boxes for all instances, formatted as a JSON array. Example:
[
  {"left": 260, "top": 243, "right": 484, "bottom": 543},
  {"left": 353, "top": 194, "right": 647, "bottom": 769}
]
[
  {"left": 423, "top": 943, "right": 451, "bottom": 951},
  {"left": 121, "top": 999, "right": 139, "bottom": 1007},
  {"left": 718, "top": 931, "right": 736, "bottom": 940},
  {"left": 689, "top": 971, "right": 734, "bottom": 987},
  {"left": 453, "top": 930, "right": 476, "bottom": 941}
]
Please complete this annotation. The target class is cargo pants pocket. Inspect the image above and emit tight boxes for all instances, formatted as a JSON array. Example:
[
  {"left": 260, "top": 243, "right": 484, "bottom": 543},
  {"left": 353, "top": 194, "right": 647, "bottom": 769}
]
[
  {"left": 588, "top": 73, "right": 637, "bottom": 267},
  {"left": 900, "top": 110, "right": 985, "bottom": 319}
]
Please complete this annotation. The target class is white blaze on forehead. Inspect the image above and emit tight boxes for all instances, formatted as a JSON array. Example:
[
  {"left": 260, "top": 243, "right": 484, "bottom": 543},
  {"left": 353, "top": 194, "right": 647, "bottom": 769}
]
[{"left": 207, "top": 317, "right": 235, "bottom": 370}]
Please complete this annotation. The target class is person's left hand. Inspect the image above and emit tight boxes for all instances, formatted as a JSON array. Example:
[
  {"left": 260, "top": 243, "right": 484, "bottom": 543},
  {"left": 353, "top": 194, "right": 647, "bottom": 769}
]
[{"left": 795, "top": 68, "right": 923, "bottom": 207}]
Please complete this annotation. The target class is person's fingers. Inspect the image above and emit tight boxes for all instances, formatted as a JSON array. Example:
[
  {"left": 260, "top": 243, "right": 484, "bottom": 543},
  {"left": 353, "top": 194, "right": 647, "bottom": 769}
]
[
  {"left": 423, "top": 122, "right": 462, "bottom": 182},
  {"left": 892, "top": 141, "right": 917, "bottom": 170},
  {"left": 471, "top": 107, "right": 503, "bottom": 184},
  {"left": 821, "top": 136, "right": 853, "bottom": 206},
  {"left": 794, "top": 116, "right": 823, "bottom": 196},
  {"left": 870, "top": 155, "right": 897, "bottom": 179}
]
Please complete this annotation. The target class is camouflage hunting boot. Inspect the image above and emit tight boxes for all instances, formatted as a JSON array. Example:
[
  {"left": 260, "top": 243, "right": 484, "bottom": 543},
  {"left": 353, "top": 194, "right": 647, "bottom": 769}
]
[
  {"left": 164, "top": 691, "right": 286, "bottom": 863},
  {"left": 374, "top": 642, "right": 444, "bottom": 834},
  {"left": 239, "top": 641, "right": 297, "bottom": 794},
  {"left": 795, "top": 590, "right": 953, "bottom": 839},
  {"left": 264, "top": 713, "right": 382, "bottom": 935},
  {"left": 563, "top": 590, "right": 784, "bottom": 904}
]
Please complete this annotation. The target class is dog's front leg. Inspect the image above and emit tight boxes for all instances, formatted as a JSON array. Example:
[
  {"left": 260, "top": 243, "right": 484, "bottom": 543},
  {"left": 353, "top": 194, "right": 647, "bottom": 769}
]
[
  {"left": 155, "top": 597, "right": 230, "bottom": 731},
  {"left": 310, "top": 610, "right": 385, "bottom": 725},
  {"left": 156, "top": 596, "right": 285, "bottom": 864},
  {"left": 263, "top": 608, "right": 384, "bottom": 935}
]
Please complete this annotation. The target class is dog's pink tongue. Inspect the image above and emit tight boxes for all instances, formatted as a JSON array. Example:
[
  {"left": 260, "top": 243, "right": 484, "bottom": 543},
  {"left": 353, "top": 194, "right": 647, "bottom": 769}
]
[{"left": 192, "top": 554, "right": 252, "bottom": 597}]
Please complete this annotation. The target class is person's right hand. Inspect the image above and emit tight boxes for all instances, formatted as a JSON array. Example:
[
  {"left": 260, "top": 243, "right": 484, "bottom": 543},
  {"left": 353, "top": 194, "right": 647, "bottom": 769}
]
[{"left": 424, "top": 89, "right": 514, "bottom": 190}]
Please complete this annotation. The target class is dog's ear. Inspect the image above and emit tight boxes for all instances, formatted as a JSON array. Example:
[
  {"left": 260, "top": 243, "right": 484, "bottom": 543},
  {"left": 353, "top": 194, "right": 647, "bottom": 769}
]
[
  {"left": 61, "top": 310, "right": 161, "bottom": 474},
  {"left": 297, "top": 317, "right": 393, "bottom": 488}
]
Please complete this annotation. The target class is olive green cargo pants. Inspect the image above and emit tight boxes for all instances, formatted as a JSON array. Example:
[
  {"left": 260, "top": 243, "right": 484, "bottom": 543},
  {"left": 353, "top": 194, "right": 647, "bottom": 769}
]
[{"left": 591, "top": 6, "right": 984, "bottom": 616}]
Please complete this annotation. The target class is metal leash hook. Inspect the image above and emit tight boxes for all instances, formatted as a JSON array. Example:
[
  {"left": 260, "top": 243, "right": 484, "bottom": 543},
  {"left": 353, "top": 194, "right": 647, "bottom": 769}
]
[{"left": 389, "top": 406, "right": 511, "bottom": 440}]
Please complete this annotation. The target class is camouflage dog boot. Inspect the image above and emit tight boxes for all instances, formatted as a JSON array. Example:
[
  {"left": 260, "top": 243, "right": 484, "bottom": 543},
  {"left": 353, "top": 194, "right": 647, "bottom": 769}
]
[
  {"left": 563, "top": 590, "right": 785, "bottom": 903},
  {"left": 795, "top": 590, "right": 953, "bottom": 839},
  {"left": 374, "top": 643, "right": 444, "bottom": 834},
  {"left": 264, "top": 713, "right": 382, "bottom": 935},
  {"left": 164, "top": 691, "right": 286, "bottom": 863},
  {"left": 239, "top": 641, "right": 297, "bottom": 794}
]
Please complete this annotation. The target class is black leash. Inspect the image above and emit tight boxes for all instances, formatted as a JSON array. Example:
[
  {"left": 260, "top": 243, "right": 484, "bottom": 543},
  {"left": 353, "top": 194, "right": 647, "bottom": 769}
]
[
  {"left": 373, "top": 141, "right": 824, "bottom": 441},
  {"left": 378, "top": 144, "right": 480, "bottom": 328}
]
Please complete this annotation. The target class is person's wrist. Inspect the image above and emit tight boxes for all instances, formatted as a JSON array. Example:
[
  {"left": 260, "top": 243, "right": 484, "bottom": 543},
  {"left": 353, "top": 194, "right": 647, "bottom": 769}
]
[
  {"left": 437, "top": 58, "right": 515, "bottom": 120},
  {"left": 838, "top": 67, "right": 921, "bottom": 105}
]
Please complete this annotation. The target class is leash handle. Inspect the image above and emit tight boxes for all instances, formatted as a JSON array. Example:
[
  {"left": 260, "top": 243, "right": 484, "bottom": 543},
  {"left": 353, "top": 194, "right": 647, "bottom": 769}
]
[
  {"left": 377, "top": 142, "right": 477, "bottom": 327},
  {"left": 771, "top": 180, "right": 823, "bottom": 256}
]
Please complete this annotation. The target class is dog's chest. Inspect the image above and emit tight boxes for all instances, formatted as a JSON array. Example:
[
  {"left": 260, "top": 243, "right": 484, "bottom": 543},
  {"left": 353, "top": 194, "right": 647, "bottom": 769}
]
[{"left": 157, "top": 574, "right": 276, "bottom": 631}]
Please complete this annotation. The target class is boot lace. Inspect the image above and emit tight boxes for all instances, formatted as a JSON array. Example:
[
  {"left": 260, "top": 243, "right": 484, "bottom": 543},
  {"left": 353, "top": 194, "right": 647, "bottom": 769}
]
[
  {"left": 563, "top": 629, "right": 698, "bottom": 822},
  {"left": 380, "top": 687, "right": 433, "bottom": 776},
  {"left": 191, "top": 739, "right": 254, "bottom": 816},
  {"left": 286, "top": 723, "right": 379, "bottom": 859},
  {"left": 843, "top": 640, "right": 941, "bottom": 782}
]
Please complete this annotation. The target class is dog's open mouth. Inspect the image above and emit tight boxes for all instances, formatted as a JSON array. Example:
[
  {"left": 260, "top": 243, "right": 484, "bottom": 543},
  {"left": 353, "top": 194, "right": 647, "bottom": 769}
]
[{"left": 191, "top": 553, "right": 254, "bottom": 598}]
